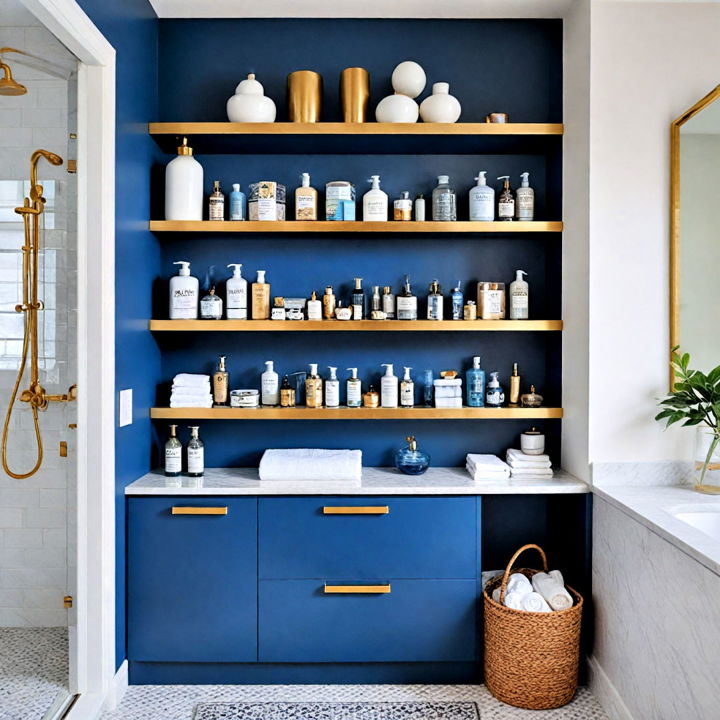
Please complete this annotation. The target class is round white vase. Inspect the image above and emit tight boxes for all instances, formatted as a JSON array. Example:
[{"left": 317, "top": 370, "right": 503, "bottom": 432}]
[
  {"left": 391, "top": 60, "right": 426, "bottom": 99},
  {"left": 419, "top": 82, "right": 461, "bottom": 123},
  {"left": 226, "top": 73, "right": 277, "bottom": 123},
  {"left": 375, "top": 93, "right": 419, "bottom": 123}
]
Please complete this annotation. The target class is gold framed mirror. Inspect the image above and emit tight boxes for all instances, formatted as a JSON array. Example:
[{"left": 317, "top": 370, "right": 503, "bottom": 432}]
[{"left": 670, "top": 84, "right": 720, "bottom": 388}]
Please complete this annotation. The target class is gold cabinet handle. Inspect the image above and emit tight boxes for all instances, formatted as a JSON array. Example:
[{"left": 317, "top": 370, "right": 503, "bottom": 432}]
[
  {"left": 324, "top": 584, "right": 391, "bottom": 594},
  {"left": 322, "top": 506, "right": 389, "bottom": 515},
  {"left": 171, "top": 506, "right": 228, "bottom": 515}
]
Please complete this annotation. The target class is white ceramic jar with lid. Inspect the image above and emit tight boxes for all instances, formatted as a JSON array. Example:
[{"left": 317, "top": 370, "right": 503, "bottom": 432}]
[
  {"left": 419, "top": 82, "right": 462, "bottom": 123},
  {"left": 520, "top": 427, "right": 545, "bottom": 455},
  {"left": 227, "top": 73, "right": 277, "bottom": 122}
]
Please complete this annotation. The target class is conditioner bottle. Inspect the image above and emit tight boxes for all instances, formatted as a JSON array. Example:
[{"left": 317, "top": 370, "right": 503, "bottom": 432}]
[
  {"left": 252, "top": 269, "right": 270, "bottom": 319},
  {"left": 169, "top": 261, "right": 199, "bottom": 319},
  {"left": 226, "top": 264, "right": 247, "bottom": 319},
  {"left": 363, "top": 175, "right": 388, "bottom": 221},
  {"left": 380, "top": 363, "right": 399, "bottom": 408}
]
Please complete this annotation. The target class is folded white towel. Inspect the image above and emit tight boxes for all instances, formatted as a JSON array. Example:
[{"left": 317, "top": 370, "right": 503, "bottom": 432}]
[
  {"left": 434, "top": 386, "right": 463, "bottom": 398},
  {"left": 510, "top": 467, "right": 554, "bottom": 477},
  {"left": 169, "top": 398, "right": 213, "bottom": 408},
  {"left": 532, "top": 571, "right": 574, "bottom": 611},
  {"left": 433, "top": 378, "right": 462, "bottom": 386},
  {"left": 259, "top": 448, "right": 362, "bottom": 482},
  {"left": 507, "top": 448, "right": 550, "bottom": 464},
  {"left": 435, "top": 398, "right": 463, "bottom": 408},
  {"left": 171, "top": 384, "right": 212, "bottom": 397},
  {"left": 467, "top": 454, "right": 511, "bottom": 472},
  {"left": 521, "top": 591, "right": 552, "bottom": 613},
  {"left": 466, "top": 464, "right": 510, "bottom": 481},
  {"left": 507, "top": 456, "right": 552, "bottom": 469},
  {"left": 173, "top": 373, "right": 211, "bottom": 389}
]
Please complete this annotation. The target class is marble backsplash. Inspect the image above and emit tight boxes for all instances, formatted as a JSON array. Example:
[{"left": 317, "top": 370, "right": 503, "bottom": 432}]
[{"left": 591, "top": 460, "right": 693, "bottom": 487}]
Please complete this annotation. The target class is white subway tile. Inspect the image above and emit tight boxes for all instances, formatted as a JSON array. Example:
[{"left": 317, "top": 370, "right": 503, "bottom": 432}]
[
  {"left": 32, "top": 127, "right": 68, "bottom": 150},
  {"left": 3, "top": 528, "right": 43, "bottom": 549},
  {"left": 0, "top": 127, "right": 33, "bottom": 148},
  {"left": 24, "top": 508, "right": 66, "bottom": 529},
  {"left": 43, "top": 529, "right": 66, "bottom": 548},
  {"left": 0, "top": 488, "right": 39, "bottom": 508},
  {"left": 21, "top": 107, "right": 66, "bottom": 128},
  {"left": 0, "top": 108, "right": 22, "bottom": 127},
  {"left": 19, "top": 546, "right": 66, "bottom": 568},
  {"left": 0, "top": 508, "right": 23, "bottom": 528},
  {"left": 0, "top": 588, "right": 23, "bottom": 607},
  {"left": 0, "top": 608, "right": 28, "bottom": 626},
  {"left": 0, "top": 566, "right": 66, "bottom": 588},
  {"left": 16, "top": 608, "right": 67, "bottom": 626},
  {"left": 39, "top": 489, "right": 66, "bottom": 508},
  {"left": 21, "top": 587, "right": 65, "bottom": 609}
]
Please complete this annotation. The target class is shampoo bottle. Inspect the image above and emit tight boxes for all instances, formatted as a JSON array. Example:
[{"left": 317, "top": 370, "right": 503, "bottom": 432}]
[
  {"left": 169, "top": 261, "right": 199, "bottom": 319},
  {"left": 306, "top": 363, "right": 323, "bottom": 408},
  {"left": 295, "top": 172, "right": 318, "bottom": 221},
  {"left": 469, "top": 171, "right": 495, "bottom": 221},
  {"left": 229, "top": 183, "right": 246, "bottom": 220},
  {"left": 346, "top": 368, "right": 362, "bottom": 407},
  {"left": 226, "top": 263, "right": 247, "bottom": 319},
  {"left": 466, "top": 356, "right": 485, "bottom": 407},
  {"left": 325, "top": 366, "right": 340, "bottom": 408},
  {"left": 380, "top": 363, "right": 399, "bottom": 408},
  {"left": 261, "top": 360, "right": 279, "bottom": 406},
  {"left": 400, "top": 366, "right": 414, "bottom": 408},
  {"left": 497, "top": 176, "right": 515, "bottom": 221},
  {"left": 509, "top": 270, "right": 529, "bottom": 320},
  {"left": 165, "top": 137, "right": 203, "bottom": 221},
  {"left": 363, "top": 175, "right": 388, "bottom": 221},
  {"left": 252, "top": 269, "right": 270, "bottom": 319},
  {"left": 516, "top": 172, "right": 534, "bottom": 221}
]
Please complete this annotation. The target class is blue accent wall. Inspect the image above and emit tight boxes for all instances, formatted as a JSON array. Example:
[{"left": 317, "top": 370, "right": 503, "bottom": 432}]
[{"left": 75, "top": 0, "right": 160, "bottom": 669}]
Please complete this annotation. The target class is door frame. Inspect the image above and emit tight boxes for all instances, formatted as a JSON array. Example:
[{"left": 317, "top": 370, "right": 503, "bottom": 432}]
[{"left": 20, "top": 0, "right": 117, "bottom": 715}]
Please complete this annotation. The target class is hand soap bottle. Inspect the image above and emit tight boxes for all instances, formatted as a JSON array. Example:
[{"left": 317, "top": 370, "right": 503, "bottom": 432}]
[
  {"left": 307, "top": 290, "right": 322, "bottom": 320},
  {"left": 516, "top": 172, "right": 534, "bottom": 221},
  {"left": 229, "top": 183, "right": 246, "bottom": 220},
  {"left": 466, "top": 356, "right": 485, "bottom": 407},
  {"left": 164, "top": 425, "right": 182, "bottom": 477},
  {"left": 397, "top": 275, "right": 418, "bottom": 320},
  {"left": 486, "top": 372, "right": 505, "bottom": 407},
  {"left": 346, "top": 368, "right": 362, "bottom": 407},
  {"left": 469, "top": 171, "right": 495, "bottom": 221},
  {"left": 187, "top": 426, "right": 204, "bottom": 478},
  {"left": 427, "top": 280, "right": 444, "bottom": 320},
  {"left": 261, "top": 360, "right": 279, "bottom": 406},
  {"left": 165, "top": 137, "right": 203, "bottom": 221},
  {"left": 295, "top": 172, "right": 318, "bottom": 220},
  {"left": 381, "top": 363, "right": 399, "bottom": 408},
  {"left": 252, "top": 270, "right": 270, "bottom": 319},
  {"left": 306, "top": 364, "right": 323, "bottom": 408},
  {"left": 169, "top": 261, "right": 199, "bottom": 319},
  {"left": 226, "top": 264, "right": 247, "bottom": 319},
  {"left": 497, "top": 176, "right": 515, "bottom": 221},
  {"left": 325, "top": 366, "right": 340, "bottom": 408},
  {"left": 400, "top": 367, "right": 414, "bottom": 408},
  {"left": 363, "top": 175, "right": 388, "bottom": 221},
  {"left": 509, "top": 270, "right": 529, "bottom": 319},
  {"left": 213, "top": 355, "right": 229, "bottom": 406}
]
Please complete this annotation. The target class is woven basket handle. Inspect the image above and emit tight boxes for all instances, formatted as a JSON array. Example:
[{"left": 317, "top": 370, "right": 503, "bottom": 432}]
[{"left": 498, "top": 543, "right": 549, "bottom": 604}]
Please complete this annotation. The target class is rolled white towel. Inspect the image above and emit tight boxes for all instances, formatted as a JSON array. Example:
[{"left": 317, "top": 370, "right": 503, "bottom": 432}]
[
  {"left": 521, "top": 591, "right": 552, "bottom": 613},
  {"left": 506, "top": 572, "right": 532, "bottom": 595},
  {"left": 259, "top": 448, "right": 362, "bottom": 482},
  {"left": 532, "top": 572, "right": 574, "bottom": 611},
  {"left": 173, "top": 373, "right": 211, "bottom": 389},
  {"left": 507, "top": 448, "right": 551, "bottom": 463},
  {"left": 503, "top": 591, "right": 526, "bottom": 611},
  {"left": 510, "top": 467, "right": 554, "bottom": 477}
]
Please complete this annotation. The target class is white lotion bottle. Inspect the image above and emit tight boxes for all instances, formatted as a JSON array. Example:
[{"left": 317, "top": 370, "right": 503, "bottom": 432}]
[
  {"left": 363, "top": 175, "right": 388, "bottom": 221},
  {"left": 516, "top": 172, "right": 535, "bottom": 221},
  {"left": 261, "top": 360, "right": 279, "bottom": 406},
  {"left": 169, "top": 261, "right": 199, "bottom": 319},
  {"left": 346, "top": 367, "right": 362, "bottom": 407},
  {"left": 225, "top": 263, "right": 247, "bottom": 319},
  {"left": 325, "top": 366, "right": 340, "bottom": 408},
  {"left": 509, "top": 270, "right": 529, "bottom": 319},
  {"left": 165, "top": 137, "right": 203, "bottom": 221},
  {"left": 469, "top": 171, "right": 495, "bottom": 221},
  {"left": 380, "top": 363, "right": 399, "bottom": 408}
]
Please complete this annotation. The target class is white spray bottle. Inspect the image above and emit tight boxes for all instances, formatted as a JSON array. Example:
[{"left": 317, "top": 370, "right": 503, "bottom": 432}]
[
  {"left": 261, "top": 360, "right": 279, "bottom": 406},
  {"left": 226, "top": 263, "right": 247, "bottom": 319},
  {"left": 469, "top": 170, "right": 495, "bottom": 222},
  {"left": 325, "top": 366, "right": 340, "bottom": 408},
  {"left": 380, "top": 363, "right": 399, "bottom": 408},
  {"left": 363, "top": 174, "right": 388, "bottom": 221},
  {"left": 169, "top": 260, "right": 199, "bottom": 319}
]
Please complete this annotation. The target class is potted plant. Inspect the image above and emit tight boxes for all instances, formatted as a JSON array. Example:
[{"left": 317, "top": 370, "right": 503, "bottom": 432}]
[{"left": 656, "top": 348, "right": 720, "bottom": 493}]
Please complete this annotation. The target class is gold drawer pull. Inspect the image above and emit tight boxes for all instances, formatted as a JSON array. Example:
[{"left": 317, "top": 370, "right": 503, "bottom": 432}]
[
  {"left": 324, "top": 584, "right": 391, "bottom": 594},
  {"left": 171, "top": 506, "right": 228, "bottom": 515},
  {"left": 322, "top": 506, "right": 389, "bottom": 515}
]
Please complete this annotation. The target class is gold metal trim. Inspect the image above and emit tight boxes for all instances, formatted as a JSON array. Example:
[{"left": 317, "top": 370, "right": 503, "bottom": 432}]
[
  {"left": 324, "top": 584, "right": 391, "bottom": 594},
  {"left": 171, "top": 506, "right": 228, "bottom": 515},
  {"left": 323, "top": 506, "right": 389, "bottom": 515},
  {"left": 669, "top": 84, "right": 720, "bottom": 388}
]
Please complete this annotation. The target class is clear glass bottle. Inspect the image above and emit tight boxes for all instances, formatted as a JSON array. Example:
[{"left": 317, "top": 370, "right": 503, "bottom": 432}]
[
  {"left": 164, "top": 424, "right": 182, "bottom": 477},
  {"left": 200, "top": 286, "right": 223, "bottom": 319},
  {"left": 422, "top": 369, "right": 434, "bottom": 407},
  {"left": 371, "top": 285, "right": 382, "bottom": 314},
  {"left": 209, "top": 180, "right": 225, "bottom": 220},
  {"left": 397, "top": 274, "right": 418, "bottom": 320},
  {"left": 382, "top": 286, "right": 395, "bottom": 319},
  {"left": 451, "top": 281, "right": 464, "bottom": 320},
  {"left": 187, "top": 426, "right": 204, "bottom": 477},
  {"left": 395, "top": 436, "right": 430, "bottom": 475},
  {"left": 432, "top": 175, "right": 457, "bottom": 221},
  {"left": 427, "top": 280, "right": 444, "bottom": 320}
]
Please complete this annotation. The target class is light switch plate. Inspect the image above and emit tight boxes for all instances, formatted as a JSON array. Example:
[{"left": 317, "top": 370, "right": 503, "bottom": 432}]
[{"left": 119, "top": 389, "right": 133, "bottom": 427}]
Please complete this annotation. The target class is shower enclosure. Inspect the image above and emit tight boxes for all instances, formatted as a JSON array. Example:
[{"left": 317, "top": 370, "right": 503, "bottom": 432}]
[{"left": 0, "top": 1, "right": 79, "bottom": 716}]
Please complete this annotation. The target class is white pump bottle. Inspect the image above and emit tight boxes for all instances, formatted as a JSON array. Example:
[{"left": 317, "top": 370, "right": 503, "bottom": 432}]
[
  {"left": 380, "top": 363, "right": 399, "bottom": 408},
  {"left": 325, "top": 366, "right": 340, "bottom": 408},
  {"left": 169, "top": 261, "right": 199, "bottom": 319},
  {"left": 469, "top": 170, "right": 495, "bottom": 222},
  {"left": 226, "top": 263, "right": 247, "bottom": 319},
  {"left": 261, "top": 360, "right": 279, "bottom": 406},
  {"left": 363, "top": 175, "right": 388, "bottom": 221},
  {"left": 516, "top": 172, "right": 535, "bottom": 221},
  {"left": 346, "top": 368, "right": 362, "bottom": 408},
  {"left": 400, "top": 367, "right": 414, "bottom": 408},
  {"left": 509, "top": 270, "right": 529, "bottom": 320}
]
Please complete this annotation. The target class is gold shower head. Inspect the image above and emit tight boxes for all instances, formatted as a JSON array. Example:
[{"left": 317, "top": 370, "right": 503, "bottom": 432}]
[{"left": 0, "top": 60, "right": 27, "bottom": 96}]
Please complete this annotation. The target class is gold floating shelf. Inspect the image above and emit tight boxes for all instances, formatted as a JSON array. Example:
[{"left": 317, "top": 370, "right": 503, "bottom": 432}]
[
  {"left": 150, "top": 407, "right": 563, "bottom": 420},
  {"left": 149, "top": 220, "right": 562, "bottom": 233},
  {"left": 149, "top": 319, "right": 562, "bottom": 332}
]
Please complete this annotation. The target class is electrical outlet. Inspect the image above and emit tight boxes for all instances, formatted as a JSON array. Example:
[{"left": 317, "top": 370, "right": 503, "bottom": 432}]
[{"left": 119, "top": 389, "right": 133, "bottom": 427}]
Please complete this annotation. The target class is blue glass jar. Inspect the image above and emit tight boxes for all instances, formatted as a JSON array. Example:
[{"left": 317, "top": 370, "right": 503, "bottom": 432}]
[{"left": 395, "top": 436, "right": 431, "bottom": 475}]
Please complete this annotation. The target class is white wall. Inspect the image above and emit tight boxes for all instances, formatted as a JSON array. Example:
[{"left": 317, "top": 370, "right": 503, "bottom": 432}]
[{"left": 589, "top": 0, "right": 720, "bottom": 464}]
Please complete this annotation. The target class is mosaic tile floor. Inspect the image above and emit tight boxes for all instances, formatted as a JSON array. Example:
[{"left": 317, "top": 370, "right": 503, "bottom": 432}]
[
  {"left": 103, "top": 684, "right": 609, "bottom": 720},
  {"left": 0, "top": 627, "right": 69, "bottom": 720}
]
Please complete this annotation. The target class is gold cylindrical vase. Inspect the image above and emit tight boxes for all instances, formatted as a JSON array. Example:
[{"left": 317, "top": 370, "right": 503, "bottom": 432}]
[
  {"left": 287, "top": 70, "right": 323, "bottom": 123},
  {"left": 340, "top": 67, "right": 370, "bottom": 123}
]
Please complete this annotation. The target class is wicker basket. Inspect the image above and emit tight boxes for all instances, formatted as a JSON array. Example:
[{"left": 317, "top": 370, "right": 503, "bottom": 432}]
[{"left": 483, "top": 543, "right": 583, "bottom": 710}]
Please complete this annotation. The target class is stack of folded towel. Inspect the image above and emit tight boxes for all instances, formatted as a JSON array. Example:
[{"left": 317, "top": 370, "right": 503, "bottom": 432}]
[
  {"left": 490, "top": 570, "right": 574, "bottom": 612},
  {"left": 506, "top": 448, "right": 553, "bottom": 478},
  {"left": 466, "top": 454, "right": 510, "bottom": 481},
  {"left": 259, "top": 448, "right": 362, "bottom": 482},
  {"left": 170, "top": 373, "right": 213, "bottom": 408},
  {"left": 434, "top": 378, "right": 463, "bottom": 408}
]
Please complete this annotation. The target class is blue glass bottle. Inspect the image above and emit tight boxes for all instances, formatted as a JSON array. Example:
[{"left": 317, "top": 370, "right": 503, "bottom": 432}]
[
  {"left": 229, "top": 183, "right": 246, "bottom": 220},
  {"left": 466, "top": 356, "right": 486, "bottom": 407},
  {"left": 395, "top": 436, "right": 431, "bottom": 475},
  {"left": 422, "top": 369, "right": 434, "bottom": 407},
  {"left": 451, "top": 281, "right": 464, "bottom": 320}
]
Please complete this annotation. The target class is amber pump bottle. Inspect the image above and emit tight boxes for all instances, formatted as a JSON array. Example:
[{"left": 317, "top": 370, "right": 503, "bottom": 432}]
[{"left": 497, "top": 176, "right": 515, "bottom": 221}]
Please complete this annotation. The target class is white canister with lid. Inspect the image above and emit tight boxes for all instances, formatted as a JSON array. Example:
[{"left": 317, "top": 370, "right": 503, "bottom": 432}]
[
  {"left": 227, "top": 73, "right": 277, "bottom": 122},
  {"left": 520, "top": 427, "right": 545, "bottom": 456}
]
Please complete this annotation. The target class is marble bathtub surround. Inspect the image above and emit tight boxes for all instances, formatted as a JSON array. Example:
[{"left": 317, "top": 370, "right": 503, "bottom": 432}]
[{"left": 591, "top": 460, "right": 693, "bottom": 487}]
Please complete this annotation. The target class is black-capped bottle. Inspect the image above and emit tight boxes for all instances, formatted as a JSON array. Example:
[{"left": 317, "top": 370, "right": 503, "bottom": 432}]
[
  {"left": 164, "top": 425, "right": 182, "bottom": 477},
  {"left": 497, "top": 176, "right": 515, "bottom": 221}
]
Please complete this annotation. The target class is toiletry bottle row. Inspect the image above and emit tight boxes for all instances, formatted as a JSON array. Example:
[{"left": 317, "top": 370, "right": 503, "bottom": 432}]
[{"left": 164, "top": 424, "right": 205, "bottom": 477}]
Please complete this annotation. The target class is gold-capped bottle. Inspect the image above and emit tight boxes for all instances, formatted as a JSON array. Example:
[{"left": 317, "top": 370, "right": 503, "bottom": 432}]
[
  {"left": 323, "top": 285, "right": 336, "bottom": 319},
  {"left": 213, "top": 355, "right": 229, "bottom": 406},
  {"left": 509, "top": 362, "right": 521, "bottom": 406}
]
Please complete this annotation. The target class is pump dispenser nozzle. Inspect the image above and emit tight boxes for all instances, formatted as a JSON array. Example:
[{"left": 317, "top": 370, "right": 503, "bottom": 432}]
[
  {"left": 265, "top": 360, "right": 274, "bottom": 372},
  {"left": 173, "top": 260, "right": 191, "bottom": 276},
  {"left": 346, "top": 367, "right": 358, "bottom": 378},
  {"left": 368, "top": 175, "right": 381, "bottom": 188},
  {"left": 328, "top": 366, "right": 338, "bottom": 380},
  {"left": 301, "top": 172, "right": 310, "bottom": 187},
  {"left": 382, "top": 363, "right": 394, "bottom": 376},
  {"left": 227, "top": 263, "right": 242, "bottom": 277},
  {"left": 475, "top": 171, "right": 487, "bottom": 185},
  {"left": 497, "top": 175, "right": 510, "bottom": 186},
  {"left": 256, "top": 270, "right": 266, "bottom": 283},
  {"left": 515, "top": 270, "right": 527, "bottom": 281},
  {"left": 520, "top": 172, "right": 530, "bottom": 187},
  {"left": 403, "top": 366, "right": 412, "bottom": 380},
  {"left": 309, "top": 363, "right": 318, "bottom": 376}
]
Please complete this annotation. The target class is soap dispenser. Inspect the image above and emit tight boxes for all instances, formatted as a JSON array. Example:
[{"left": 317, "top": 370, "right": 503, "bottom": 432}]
[
  {"left": 325, "top": 366, "right": 340, "bottom": 408},
  {"left": 363, "top": 175, "right": 388, "bottom": 221},
  {"left": 400, "top": 367, "right": 414, "bottom": 408},
  {"left": 261, "top": 360, "right": 279, "bottom": 406},
  {"left": 486, "top": 371, "right": 505, "bottom": 407},
  {"left": 427, "top": 280, "right": 444, "bottom": 321},
  {"left": 165, "top": 137, "right": 204, "bottom": 221},
  {"left": 466, "top": 356, "right": 486, "bottom": 407},
  {"left": 252, "top": 269, "right": 270, "bottom": 319},
  {"left": 516, "top": 172, "right": 535, "bottom": 221},
  {"left": 380, "top": 363, "right": 399, "bottom": 408},
  {"left": 295, "top": 172, "right": 318, "bottom": 220},
  {"left": 226, "top": 264, "right": 247, "bottom": 319},
  {"left": 346, "top": 368, "right": 362, "bottom": 407},
  {"left": 306, "top": 363, "right": 323, "bottom": 408},
  {"left": 509, "top": 270, "right": 529, "bottom": 320},
  {"left": 497, "top": 176, "right": 515, "bottom": 221},
  {"left": 469, "top": 170, "right": 495, "bottom": 222},
  {"left": 395, "top": 436, "right": 430, "bottom": 475},
  {"left": 169, "top": 261, "right": 199, "bottom": 319}
]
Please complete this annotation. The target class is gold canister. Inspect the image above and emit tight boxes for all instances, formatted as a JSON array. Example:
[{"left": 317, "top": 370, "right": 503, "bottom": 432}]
[
  {"left": 340, "top": 67, "right": 370, "bottom": 123},
  {"left": 288, "top": 70, "right": 323, "bottom": 122}
]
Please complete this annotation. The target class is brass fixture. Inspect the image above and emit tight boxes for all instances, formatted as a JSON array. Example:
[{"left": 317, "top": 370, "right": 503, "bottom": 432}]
[
  {"left": 171, "top": 506, "right": 228, "bottom": 515},
  {"left": 1, "top": 150, "right": 77, "bottom": 479},
  {"left": 0, "top": 59, "right": 26, "bottom": 96},
  {"left": 64, "top": 595, "right": 73, "bottom": 609},
  {"left": 59, "top": 442, "right": 68, "bottom": 458},
  {"left": 322, "top": 506, "right": 389, "bottom": 515},
  {"left": 324, "top": 584, "right": 392, "bottom": 594}
]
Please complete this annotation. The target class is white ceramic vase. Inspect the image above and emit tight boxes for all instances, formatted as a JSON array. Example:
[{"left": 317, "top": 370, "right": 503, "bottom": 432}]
[
  {"left": 375, "top": 93, "right": 419, "bottom": 123},
  {"left": 391, "top": 60, "right": 426, "bottom": 99},
  {"left": 226, "top": 73, "right": 277, "bottom": 123},
  {"left": 419, "top": 82, "right": 461, "bottom": 123}
]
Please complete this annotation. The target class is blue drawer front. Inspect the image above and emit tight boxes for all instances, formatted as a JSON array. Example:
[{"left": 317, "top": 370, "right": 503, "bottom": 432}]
[
  {"left": 128, "top": 497, "right": 258, "bottom": 662},
  {"left": 259, "top": 578, "right": 478, "bottom": 662},
  {"left": 259, "top": 496, "right": 479, "bottom": 579}
]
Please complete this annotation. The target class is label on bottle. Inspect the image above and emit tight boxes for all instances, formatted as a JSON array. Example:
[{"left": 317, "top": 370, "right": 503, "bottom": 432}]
[
  {"left": 280, "top": 387, "right": 296, "bottom": 407},
  {"left": 200, "top": 298, "right": 222, "bottom": 318},
  {"left": 452, "top": 293, "right": 463, "bottom": 320},
  {"left": 230, "top": 197, "right": 244, "bottom": 221},
  {"left": 381, "top": 379, "right": 398, "bottom": 408},
  {"left": 296, "top": 192, "right": 317, "bottom": 220},
  {"left": 172, "top": 287, "right": 197, "bottom": 315},
  {"left": 325, "top": 381, "right": 339, "bottom": 408},
  {"left": 347, "top": 381, "right": 362, "bottom": 407},
  {"left": 306, "top": 378, "right": 323, "bottom": 408},
  {"left": 213, "top": 373, "right": 228, "bottom": 404},
  {"left": 226, "top": 286, "right": 247, "bottom": 319},
  {"left": 393, "top": 199, "right": 412, "bottom": 221},
  {"left": 165, "top": 447, "right": 181, "bottom": 473},
  {"left": 433, "top": 193, "right": 456, "bottom": 221},
  {"left": 486, "top": 389, "right": 505, "bottom": 407},
  {"left": 364, "top": 198, "right": 387, "bottom": 220},
  {"left": 252, "top": 287, "right": 269, "bottom": 319},
  {"left": 499, "top": 199, "right": 515, "bottom": 218},
  {"left": 209, "top": 197, "right": 224, "bottom": 221},
  {"left": 516, "top": 190, "right": 534, "bottom": 220},
  {"left": 187, "top": 446, "right": 204, "bottom": 474},
  {"left": 469, "top": 191, "right": 494, "bottom": 221},
  {"left": 397, "top": 296, "right": 417, "bottom": 320},
  {"left": 262, "top": 376, "right": 279, "bottom": 405},
  {"left": 400, "top": 382, "right": 414, "bottom": 407},
  {"left": 512, "top": 291, "right": 529, "bottom": 311},
  {"left": 352, "top": 304, "right": 363, "bottom": 320},
  {"left": 382, "top": 294, "right": 395, "bottom": 319},
  {"left": 487, "top": 290, "right": 503, "bottom": 315},
  {"left": 307, "top": 301, "right": 322, "bottom": 320},
  {"left": 427, "top": 295, "right": 443, "bottom": 321}
]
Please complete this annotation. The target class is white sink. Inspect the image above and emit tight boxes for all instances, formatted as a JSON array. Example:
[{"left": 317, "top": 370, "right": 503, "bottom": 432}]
[{"left": 673, "top": 506, "right": 720, "bottom": 543}]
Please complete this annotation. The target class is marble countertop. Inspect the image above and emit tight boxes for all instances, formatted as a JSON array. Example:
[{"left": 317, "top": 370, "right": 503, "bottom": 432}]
[
  {"left": 593, "top": 484, "right": 720, "bottom": 577},
  {"left": 125, "top": 466, "right": 588, "bottom": 496}
]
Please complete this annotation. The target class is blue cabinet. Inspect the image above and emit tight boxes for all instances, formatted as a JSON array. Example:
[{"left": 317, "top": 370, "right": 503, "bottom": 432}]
[{"left": 127, "top": 497, "right": 257, "bottom": 662}]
